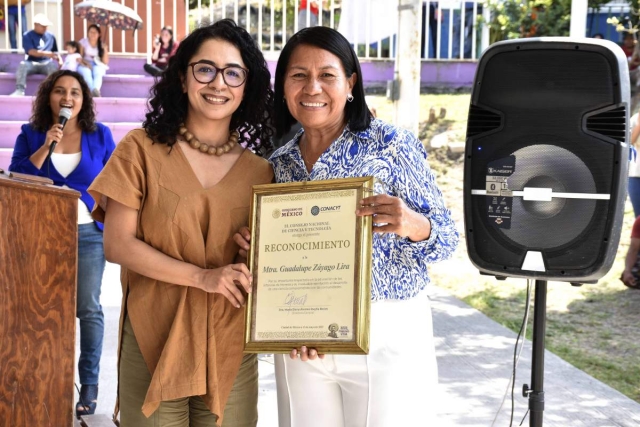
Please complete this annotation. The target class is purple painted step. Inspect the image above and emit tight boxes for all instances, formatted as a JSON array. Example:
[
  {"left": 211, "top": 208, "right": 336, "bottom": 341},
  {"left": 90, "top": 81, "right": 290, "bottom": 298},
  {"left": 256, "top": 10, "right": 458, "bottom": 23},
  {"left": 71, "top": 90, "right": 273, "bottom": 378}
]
[
  {"left": 0, "top": 53, "right": 148, "bottom": 75},
  {"left": 99, "top": 56, "right": 148, "bottom": 75},
  {"left": 0, "top": 148, "right": 12, "bottom": 170},
  {"left": 0, "top": 121, "right": 140, "bottom": 149},
  {"left": 0, "top": 96, "right": 148, "bottom": 123},
  {"left": 0, "top": 52, "right": 478, "bottom": 90},
  {"left": 0, "top": 62, "right": 476, "bottom": 100},
  {"left": 0, "top": 72, "right": 154, "bottom": 98}
]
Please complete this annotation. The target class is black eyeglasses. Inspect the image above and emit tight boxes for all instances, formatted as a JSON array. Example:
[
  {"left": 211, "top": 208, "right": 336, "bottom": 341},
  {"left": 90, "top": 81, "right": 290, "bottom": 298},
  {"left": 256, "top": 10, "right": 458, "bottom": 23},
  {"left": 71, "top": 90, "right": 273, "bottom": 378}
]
[{"left": 189, "top": 61, "right": 248, "bottom": 87}]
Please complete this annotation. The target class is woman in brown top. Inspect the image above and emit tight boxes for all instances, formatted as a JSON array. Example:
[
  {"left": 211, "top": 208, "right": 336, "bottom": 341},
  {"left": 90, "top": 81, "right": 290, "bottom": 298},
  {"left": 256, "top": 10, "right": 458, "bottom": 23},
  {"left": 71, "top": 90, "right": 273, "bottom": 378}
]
[{"left": 88, "top": 20, "right": 274, "bottom": 426}]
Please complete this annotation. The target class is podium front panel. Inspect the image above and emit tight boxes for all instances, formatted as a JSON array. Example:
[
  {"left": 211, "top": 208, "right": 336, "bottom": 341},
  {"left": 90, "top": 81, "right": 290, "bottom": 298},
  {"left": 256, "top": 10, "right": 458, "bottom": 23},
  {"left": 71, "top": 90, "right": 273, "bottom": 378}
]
[{"left": 0, "top": 175, "right": 79, "bottom": 426}]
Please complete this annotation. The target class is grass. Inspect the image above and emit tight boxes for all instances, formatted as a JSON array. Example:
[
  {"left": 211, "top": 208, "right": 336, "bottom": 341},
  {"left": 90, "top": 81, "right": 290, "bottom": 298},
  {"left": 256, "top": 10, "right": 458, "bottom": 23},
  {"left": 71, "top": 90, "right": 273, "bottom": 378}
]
[
  {"left": 367, "top": 93, "right": 471, "bottom": 143},
  {"left": 366, "top": 93, "right": 640, "bottom": 404}
]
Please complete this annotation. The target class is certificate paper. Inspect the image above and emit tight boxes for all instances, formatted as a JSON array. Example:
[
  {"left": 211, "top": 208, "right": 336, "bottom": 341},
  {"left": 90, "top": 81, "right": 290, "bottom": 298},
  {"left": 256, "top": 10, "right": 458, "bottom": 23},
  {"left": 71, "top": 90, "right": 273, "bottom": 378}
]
[{"left": 244, "top": 177, "right": 373, "bottom": 354}]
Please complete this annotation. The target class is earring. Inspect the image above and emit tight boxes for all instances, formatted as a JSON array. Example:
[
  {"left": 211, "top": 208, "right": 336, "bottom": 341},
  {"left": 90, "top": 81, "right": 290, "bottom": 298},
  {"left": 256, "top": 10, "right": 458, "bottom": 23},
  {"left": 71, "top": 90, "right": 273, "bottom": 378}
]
[{"left": 347, "top": 93, "right": 354, "bottom": 102}]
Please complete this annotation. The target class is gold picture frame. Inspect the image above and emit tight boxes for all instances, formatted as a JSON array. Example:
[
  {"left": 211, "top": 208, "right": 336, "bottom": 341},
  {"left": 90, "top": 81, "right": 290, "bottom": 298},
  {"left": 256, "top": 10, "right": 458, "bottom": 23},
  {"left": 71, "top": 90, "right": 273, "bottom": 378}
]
[{"left": 244, "top": 177, "right": 373, "bottom": 354}]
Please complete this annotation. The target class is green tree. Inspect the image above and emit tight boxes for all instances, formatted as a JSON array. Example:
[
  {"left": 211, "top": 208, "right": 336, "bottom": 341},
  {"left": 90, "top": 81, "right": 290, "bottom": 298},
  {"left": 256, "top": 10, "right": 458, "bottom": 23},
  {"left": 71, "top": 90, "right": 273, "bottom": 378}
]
[
  {"left": 605, "top": 0, "right": 640, "bottom": 35},
  {"left": 484, "top": 0, "right": 612, "bottom": 43}
]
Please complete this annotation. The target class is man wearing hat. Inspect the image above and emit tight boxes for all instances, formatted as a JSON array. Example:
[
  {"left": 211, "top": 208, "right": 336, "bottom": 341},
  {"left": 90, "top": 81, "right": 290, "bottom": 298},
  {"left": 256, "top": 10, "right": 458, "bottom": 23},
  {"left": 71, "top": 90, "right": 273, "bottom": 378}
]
[{"left": 10, "top": 13, "right": 61, "bottom": 96}]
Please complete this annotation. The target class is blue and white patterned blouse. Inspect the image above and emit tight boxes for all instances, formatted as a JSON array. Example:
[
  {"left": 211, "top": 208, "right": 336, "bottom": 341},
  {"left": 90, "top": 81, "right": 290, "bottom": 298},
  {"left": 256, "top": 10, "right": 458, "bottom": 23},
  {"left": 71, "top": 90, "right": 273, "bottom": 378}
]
[{"left": 269, "top": 118, "right": 459, "bottom": 301}]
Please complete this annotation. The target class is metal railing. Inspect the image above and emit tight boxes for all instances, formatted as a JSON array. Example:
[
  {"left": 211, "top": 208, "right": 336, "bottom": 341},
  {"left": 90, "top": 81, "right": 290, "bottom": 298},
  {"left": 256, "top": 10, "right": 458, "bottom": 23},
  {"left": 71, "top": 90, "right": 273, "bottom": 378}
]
[
  {"left": 587, "top": 2, "right": 632, "bottom": 40},
  {"left": 1, "top": 0, "right": 486, "bottom": 61}
]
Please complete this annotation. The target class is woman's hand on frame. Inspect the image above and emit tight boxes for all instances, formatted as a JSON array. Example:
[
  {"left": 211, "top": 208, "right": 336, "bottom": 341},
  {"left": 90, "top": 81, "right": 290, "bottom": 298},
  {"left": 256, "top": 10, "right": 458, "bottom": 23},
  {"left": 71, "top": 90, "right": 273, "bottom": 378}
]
[
  {"left": 356, "top": 194, "right": 431, "bottom": 242},
  {"left": 290, "top": 345, "right": 324, "bottom": 361}
]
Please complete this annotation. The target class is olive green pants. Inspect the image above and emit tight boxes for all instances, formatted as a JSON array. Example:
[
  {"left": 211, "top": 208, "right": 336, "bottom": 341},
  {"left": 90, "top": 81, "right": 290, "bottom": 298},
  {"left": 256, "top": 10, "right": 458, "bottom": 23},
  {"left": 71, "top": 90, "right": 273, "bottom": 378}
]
[{"left": 118, "top": 316, "right": 258, "bottom": 427}]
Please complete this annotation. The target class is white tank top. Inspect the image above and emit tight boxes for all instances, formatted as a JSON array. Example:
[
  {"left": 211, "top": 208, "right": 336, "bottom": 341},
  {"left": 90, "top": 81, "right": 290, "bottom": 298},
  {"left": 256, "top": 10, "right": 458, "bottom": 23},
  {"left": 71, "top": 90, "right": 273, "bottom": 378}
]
[{"left": 51, "top": 152, "right": 94, "bottom": 224}]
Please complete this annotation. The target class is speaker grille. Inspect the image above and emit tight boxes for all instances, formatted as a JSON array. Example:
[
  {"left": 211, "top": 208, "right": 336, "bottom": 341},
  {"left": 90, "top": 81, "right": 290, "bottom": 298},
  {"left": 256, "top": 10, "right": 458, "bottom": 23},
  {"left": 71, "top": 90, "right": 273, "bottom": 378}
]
[
  {"left": 501, "top": 145, "right": 597, "bottom": 250},
  {"left": 586, "top": 106, "right": 626, "bottom": 142},
  {"left": 469, "top": 134, "right": 613, "bottom": 266},
  {"left": 467, "top": 105, "right": 502, "bottom": 137}
]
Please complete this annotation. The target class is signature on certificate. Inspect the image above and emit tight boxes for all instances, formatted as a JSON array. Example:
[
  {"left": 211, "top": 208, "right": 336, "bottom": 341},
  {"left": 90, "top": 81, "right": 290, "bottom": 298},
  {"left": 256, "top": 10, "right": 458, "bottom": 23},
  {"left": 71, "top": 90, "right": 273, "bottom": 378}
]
[{"left": 284, "top": 291, "right": 308, "bottom": 306}]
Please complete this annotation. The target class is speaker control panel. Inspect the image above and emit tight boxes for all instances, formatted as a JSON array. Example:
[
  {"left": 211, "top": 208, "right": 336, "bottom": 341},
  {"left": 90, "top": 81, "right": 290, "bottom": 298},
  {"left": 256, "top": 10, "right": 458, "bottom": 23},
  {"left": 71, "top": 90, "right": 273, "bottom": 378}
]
[{"left": 486, "top": 156, "right": 515, "bottom": 229}]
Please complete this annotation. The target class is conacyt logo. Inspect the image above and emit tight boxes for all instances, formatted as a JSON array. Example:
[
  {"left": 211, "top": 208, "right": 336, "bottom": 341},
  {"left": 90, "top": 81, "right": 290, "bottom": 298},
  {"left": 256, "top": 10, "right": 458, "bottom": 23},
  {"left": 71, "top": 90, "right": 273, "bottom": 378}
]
[{"left": 311, "top": 205, "right": 341, "bottom": 216}]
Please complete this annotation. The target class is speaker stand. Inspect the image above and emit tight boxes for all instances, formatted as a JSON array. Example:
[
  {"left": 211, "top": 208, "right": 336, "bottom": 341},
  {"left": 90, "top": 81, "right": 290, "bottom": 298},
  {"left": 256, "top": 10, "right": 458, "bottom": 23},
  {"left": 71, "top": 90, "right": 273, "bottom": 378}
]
[{"left": 522, "top": 279, "right": 547, "bottom": 427}]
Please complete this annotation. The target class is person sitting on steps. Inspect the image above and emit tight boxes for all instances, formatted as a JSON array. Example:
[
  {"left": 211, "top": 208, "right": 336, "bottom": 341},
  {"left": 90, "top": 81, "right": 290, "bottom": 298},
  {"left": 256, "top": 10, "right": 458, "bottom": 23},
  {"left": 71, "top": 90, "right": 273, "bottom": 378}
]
[
  {"left": 10, "top": 13, "right": 61, "bottom": 97},
  {"left": 77, "top": 24, "right": 109, "bottom": 98},
  {"left": 143, "top": 26, "right": 179, "bottom": 77},
  {"left": 61, "top": 41, "right": 83, "bottom": 72}
]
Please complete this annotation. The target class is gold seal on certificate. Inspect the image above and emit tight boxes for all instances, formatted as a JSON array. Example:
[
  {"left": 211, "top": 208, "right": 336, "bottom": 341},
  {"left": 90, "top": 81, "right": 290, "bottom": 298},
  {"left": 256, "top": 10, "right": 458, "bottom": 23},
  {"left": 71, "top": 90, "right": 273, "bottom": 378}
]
[{"left": 244, "top": 177, "right": 373, "bottom": 354}]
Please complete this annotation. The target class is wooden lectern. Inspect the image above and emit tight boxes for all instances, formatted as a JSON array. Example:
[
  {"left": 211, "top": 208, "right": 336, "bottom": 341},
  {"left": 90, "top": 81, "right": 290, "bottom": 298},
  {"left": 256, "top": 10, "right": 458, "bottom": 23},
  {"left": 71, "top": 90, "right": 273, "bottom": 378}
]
[{"left": 0, "top": 170, "right": 80, "bottom": 426}]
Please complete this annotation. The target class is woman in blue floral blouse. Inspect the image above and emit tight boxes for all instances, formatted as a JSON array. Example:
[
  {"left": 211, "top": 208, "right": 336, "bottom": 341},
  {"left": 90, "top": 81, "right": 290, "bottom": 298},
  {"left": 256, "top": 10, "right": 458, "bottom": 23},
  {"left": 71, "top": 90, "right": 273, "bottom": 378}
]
[{"left": 236, "top": 26, "right": 459, "bottom": 427}]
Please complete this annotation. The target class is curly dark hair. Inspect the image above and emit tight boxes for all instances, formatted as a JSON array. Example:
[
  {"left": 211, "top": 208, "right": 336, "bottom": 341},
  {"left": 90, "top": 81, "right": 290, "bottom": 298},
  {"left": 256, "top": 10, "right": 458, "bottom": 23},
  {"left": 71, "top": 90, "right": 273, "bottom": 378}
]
[
  {"left": 273, "top": 26, "right": 371, "bottom": 138},
  {"left": 30, "top": 70, "right": 97, "bottom": 133},
  {"left": 143, "top": 19, "right": 274, "bottom": 155}
]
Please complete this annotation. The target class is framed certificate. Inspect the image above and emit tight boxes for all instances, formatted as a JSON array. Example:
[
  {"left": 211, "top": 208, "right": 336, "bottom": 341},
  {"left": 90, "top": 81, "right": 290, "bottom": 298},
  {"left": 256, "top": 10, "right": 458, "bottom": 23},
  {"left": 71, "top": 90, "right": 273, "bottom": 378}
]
[{"left": 244, "top": 177, "right": 373, "bottom": 354}]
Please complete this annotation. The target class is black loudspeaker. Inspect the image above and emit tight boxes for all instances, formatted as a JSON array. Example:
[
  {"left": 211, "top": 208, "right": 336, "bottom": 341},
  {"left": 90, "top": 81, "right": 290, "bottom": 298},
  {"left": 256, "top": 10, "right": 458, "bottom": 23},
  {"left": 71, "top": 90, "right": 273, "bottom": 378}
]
[{"left": 464, "top": 38, "right": 630, "bottom": 283}]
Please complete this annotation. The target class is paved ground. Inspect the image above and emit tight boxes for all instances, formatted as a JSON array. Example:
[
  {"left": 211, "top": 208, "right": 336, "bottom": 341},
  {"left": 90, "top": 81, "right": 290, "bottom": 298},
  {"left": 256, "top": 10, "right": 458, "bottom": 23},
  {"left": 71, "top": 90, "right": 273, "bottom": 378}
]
[{"left": 78, "top": 261, "right": 640, "bottom": 426}]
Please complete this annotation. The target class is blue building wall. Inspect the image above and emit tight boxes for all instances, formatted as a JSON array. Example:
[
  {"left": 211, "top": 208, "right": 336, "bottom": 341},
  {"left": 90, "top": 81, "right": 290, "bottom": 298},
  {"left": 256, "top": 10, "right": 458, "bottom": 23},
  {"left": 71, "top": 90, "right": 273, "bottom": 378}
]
[{"left": 587, "top": 8, "right": 631, "bottom": 43}]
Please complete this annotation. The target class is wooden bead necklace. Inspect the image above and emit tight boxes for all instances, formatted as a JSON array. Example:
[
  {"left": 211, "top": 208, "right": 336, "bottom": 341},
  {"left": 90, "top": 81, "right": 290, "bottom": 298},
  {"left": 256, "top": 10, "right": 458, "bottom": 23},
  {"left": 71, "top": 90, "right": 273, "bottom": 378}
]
[{"left": 179, "top": 125, "right": 239, "bottom": 156}]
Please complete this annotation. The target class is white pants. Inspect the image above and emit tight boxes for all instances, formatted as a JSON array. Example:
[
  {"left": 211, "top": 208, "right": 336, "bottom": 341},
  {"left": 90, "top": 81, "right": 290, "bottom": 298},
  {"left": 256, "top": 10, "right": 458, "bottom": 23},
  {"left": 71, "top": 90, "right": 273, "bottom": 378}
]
[{"left": 275, "top": 290, "right": 439, "bottom": 427}]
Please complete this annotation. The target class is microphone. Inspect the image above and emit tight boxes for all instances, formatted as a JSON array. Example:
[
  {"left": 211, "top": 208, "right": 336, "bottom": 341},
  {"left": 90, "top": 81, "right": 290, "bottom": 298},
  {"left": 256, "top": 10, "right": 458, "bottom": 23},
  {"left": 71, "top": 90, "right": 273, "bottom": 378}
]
[{"left": 47, "top": 107, "right": 73, "bottom": 159}]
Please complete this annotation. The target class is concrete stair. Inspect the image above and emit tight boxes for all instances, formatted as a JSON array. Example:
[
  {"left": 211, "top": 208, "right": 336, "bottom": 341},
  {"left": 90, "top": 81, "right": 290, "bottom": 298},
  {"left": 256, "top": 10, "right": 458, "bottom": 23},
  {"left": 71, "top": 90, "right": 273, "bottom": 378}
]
[
  {"left": 0, "top": 148, "right": 12, "bottom": 170},
  {"left": 0, "top": 95, "right": 146, "bottom": 169},
  {"left": 0, "top": 53, "right": 148, "bottom": 74},
  {"left": 0, "top": 72, "right": 155, "bottom": 98},
  {"left": 0, "top": 53, "right": 155, "bottom": 98},
  {"left": 0, "top": 51, "right": 477, "bottom": 170},
  {"left": 0, "top": 96, "right": 148, "bottom": 122},
  {"left": 0, "top": 120, "right": 140, "bottom": 146}
]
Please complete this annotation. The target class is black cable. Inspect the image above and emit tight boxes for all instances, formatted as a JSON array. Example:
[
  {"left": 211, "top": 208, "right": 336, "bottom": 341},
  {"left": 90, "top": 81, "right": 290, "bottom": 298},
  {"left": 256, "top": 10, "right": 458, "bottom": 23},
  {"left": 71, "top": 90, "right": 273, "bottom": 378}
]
[
  {"left": 491, "top": 279, "right": 533, "bottom": 427},
  {"left": 45, "top": 141, "right": 56, "bottom": 178},
  {"left": 510, "top": 279, "right": 532, "bottom": 427}
]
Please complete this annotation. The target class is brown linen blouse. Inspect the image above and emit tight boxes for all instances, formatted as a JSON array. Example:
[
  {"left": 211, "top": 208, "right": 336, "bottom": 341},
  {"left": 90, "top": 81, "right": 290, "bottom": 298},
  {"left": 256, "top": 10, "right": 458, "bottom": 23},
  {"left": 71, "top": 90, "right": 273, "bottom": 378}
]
[{"left": 89, "top": 129, "right": 273, "bottom": 418}]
